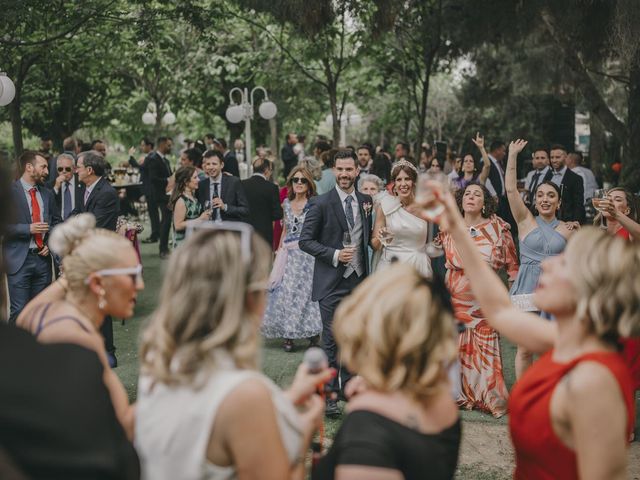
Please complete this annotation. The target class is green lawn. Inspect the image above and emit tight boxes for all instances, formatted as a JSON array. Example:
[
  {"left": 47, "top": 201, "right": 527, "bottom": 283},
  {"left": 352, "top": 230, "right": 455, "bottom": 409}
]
[{"left": 115, "top": 235, "right": 638, "bottom": 478}]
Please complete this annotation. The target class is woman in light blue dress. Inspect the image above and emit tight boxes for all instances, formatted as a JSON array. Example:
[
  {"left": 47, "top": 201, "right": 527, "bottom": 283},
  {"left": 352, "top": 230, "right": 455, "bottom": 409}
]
[
  {"left": 262, "top": 166, "right": 322, "bottom": 352},
  {"left": 505, "top": 140, "right": 579, "bottom": 378}
]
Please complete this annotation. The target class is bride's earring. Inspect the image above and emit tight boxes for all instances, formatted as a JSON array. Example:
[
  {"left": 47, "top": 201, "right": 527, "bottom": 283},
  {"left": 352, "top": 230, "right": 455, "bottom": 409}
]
[{"left": 482, "top": 206, "right": 486, "bottom": 215}]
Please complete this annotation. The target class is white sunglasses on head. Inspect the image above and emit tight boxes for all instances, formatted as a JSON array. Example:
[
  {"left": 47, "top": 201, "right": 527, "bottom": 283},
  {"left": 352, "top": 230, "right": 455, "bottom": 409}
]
[
  {"left": 186, "top": 220, "right": 253, "bottom": 263},
  {"left": 85, "top": 264, "right": 143, "bottom": 285}
]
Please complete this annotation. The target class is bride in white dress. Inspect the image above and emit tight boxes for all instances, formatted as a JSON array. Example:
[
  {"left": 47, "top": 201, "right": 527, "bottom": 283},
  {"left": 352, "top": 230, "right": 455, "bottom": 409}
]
[{"left": 371, "top": 160, "right": 432, "bottom": 278}]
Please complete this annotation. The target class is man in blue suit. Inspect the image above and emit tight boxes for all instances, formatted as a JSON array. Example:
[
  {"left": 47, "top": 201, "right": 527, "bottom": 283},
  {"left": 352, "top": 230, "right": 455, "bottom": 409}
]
[
  {"left": 5, "top": 151, "right": 61, "bottom": 323},
  {"left": 299, "top": 150, "right": 373, "bottom": 417}
]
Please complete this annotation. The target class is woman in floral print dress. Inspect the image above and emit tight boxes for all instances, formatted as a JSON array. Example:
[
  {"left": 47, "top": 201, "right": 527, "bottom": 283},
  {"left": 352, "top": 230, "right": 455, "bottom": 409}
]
[
  {"left": 261, "top": 166, "right": 322, "bottom": 352},
  {"left": 438, "top": 183, "right": 519, "bottom": 417}
]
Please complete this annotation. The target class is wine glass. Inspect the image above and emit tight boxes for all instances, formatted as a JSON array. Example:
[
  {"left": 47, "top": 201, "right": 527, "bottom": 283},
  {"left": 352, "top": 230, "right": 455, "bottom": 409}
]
[
  {"left": 592, "top": 188, "right": 608, "bottom": 229},
  {"left": 379, "top": 227, "right": 394, "bottom": 247},
  {"left": 342, "top": 231, "right": 354, "bottom": 266},
  {"left": 204, "top": 200, "right": 213, "bottom": 220},
  {"left": 415, "top": 171, "right": 448, "bottom": 258}
]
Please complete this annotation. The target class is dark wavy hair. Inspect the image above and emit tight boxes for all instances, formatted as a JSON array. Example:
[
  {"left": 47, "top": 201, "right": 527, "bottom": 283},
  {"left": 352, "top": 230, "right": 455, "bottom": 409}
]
[
  {"left": 391, "top": 163, "right": 418, "bottom": 183},
  {"left": 455, "top": 182, "right": 497, "bottom": 218},
  {"left": 169, "top": 166, "right": 197, "bottom": 209}
]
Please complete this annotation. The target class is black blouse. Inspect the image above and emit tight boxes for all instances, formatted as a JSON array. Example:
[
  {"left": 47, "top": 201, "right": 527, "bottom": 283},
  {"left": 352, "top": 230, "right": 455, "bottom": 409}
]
[{"left": 313, "top": 410, "right": 461, "bottom": 480}]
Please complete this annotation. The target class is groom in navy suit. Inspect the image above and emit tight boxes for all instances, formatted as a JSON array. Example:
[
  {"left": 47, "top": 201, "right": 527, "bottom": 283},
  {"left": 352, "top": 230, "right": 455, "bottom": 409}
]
[{"left": 299, "top": 150, "right": 373, "bottom": 417}]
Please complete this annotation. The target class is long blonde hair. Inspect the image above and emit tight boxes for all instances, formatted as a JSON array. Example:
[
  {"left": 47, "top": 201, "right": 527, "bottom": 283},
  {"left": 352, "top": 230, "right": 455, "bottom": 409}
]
[
  {"left": 139, "top": 228, "right": 272, "bottom": 386},
  {"left": 566, "top": 227, "right": 640, "bottom": 341},
  {"left": 334, "top": 264, "right": 457, "bottom": 400}
]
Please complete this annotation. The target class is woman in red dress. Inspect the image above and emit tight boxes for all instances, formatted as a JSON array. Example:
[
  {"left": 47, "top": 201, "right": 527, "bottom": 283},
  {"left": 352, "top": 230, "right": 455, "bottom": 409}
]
[
  {"left": 415, "top": 141, "right": 639, "bottom": 479},
  {"left": 597, "top": 187, "right": 640, "bottom": 439}
]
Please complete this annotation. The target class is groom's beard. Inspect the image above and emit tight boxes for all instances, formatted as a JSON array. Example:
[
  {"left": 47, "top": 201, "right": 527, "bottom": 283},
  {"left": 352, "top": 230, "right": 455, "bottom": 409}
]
[{"left": 337, "top": 175, "right": 355, "bottom": 189}]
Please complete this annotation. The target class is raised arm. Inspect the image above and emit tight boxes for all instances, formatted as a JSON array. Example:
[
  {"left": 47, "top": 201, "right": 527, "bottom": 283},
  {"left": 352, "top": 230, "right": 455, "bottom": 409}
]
[
  {"left": 414, "top": 188, "right": 556, "bottom": 353},
  {"left": 472, "top": 132, "right": 491, "bottom": 185},
  {"left": 505, "top": 139, "right": 534, "bottom": 226}
]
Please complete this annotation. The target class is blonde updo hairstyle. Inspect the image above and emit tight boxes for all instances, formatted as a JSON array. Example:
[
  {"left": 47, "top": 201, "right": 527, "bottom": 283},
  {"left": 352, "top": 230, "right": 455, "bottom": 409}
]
[
  {"left": 49, "top": 214, "right": 132, "bottom": 295},
  {"left": 140, "top": 228, "right": 272, "bottom": 386},
  {"left": 334, "top": 264, "right": 457, "bottom": 400},
  {"left": 565, "top": 227, "right": 640, "bottom": 341}
]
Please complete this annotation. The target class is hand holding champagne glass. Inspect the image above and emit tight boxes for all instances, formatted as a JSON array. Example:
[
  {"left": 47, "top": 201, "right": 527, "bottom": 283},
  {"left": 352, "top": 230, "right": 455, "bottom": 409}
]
[
  {"left": 592, "top": 188, "right": 607, "bottom": 229},
  {"left": 341, "top": 231, "right": 355, "bottom": 266},
  {"left": 378, "top": 227, "right": 394, "bottom": 247}
]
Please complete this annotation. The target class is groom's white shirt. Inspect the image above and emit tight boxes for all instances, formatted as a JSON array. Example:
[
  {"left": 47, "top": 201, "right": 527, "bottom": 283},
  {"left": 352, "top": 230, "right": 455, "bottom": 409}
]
[{"left": 332, "top": 185, "right": 360, "bottom": 267}]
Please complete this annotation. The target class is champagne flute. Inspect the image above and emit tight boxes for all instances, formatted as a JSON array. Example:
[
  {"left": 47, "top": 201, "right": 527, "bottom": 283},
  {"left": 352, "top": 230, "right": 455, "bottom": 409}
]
[
  {"left": 342, "top": 231, "right": 354, "bottom": 266},
  {"left": 592, "top": 188, "right": 607, "bottom": 229},
  {"left": 379, "top": 227, "right": 394, "bottom": 247},
  {"left": 204, "top": 200, "right": 213, "bottom": 221},
  {"left": 415, "top": 171, "right": 448, "bottom": 257}
]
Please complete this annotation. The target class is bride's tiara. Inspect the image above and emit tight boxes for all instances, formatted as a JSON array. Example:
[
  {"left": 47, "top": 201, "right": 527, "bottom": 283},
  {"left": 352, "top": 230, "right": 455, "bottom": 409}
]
[{"left": 391, "top": 159, "right": 418, "bottom": 176}]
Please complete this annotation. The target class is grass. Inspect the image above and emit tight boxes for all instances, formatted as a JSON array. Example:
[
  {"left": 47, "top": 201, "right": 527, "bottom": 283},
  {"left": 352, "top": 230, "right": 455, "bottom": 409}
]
[{"left": 115, "top": 232, "right": 639, "bottom": 479}]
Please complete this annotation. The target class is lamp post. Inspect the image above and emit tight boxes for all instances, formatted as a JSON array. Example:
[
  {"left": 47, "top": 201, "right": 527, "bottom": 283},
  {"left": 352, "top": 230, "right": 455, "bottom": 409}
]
[
  {"left": 225, "top": 86, "right": 277, "bottom": 172},
  {"left": 0, "top": 71, "right": 16, "bottom": 106},
  {"left": 141, "top": 101, "right": 176, "bottom": 127}
]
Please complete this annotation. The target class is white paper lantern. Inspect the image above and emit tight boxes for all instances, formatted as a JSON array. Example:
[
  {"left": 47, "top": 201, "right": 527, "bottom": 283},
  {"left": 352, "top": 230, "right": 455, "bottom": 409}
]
[
  {"left": 142, "top": 111, "right": 156, "bottom": 125},
  {"left": 258, "top": 100, "right": 277, "bottom": 120},
  {"left": 162, "top": 111, "right": 176, "bottom": 125},
  {"left": 0, "top": 73, "right": 16, "bottom": 107},
  {"left": 225, "top": 104, "right": 244, "bottom": 124}
]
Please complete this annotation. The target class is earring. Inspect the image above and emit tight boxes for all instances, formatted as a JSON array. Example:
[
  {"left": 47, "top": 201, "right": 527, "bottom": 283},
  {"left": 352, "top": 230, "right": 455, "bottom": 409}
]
[
  {"left": 98, "top": 289, "right": 107, "bottom": 311},
  {"left": 482, "top": 206, "right": 486, "bottom": 215}
]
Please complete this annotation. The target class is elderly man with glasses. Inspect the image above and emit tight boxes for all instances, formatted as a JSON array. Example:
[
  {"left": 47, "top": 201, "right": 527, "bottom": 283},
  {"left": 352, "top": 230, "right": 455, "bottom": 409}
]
[{"left": 49, "top": 153, "right": 85, "bottom": 221}]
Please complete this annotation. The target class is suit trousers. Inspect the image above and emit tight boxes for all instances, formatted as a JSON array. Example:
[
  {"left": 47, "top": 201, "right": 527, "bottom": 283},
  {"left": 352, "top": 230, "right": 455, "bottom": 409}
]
[
  {"left": 158, "top": 199, "right": 171, "bottom": 254},
  {"left": 146, "top": 192, "right": 160, "bottom": 240},
  {"left": 8, "top": 252, "right": 52, "bottom": 324},
  {"left": 318, "top": 272, "right": 363, "bottom": 393}
]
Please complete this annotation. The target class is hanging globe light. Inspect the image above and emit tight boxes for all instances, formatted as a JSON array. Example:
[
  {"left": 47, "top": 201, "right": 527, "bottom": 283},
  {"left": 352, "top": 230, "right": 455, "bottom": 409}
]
[
  {"left": 142, "top": 111, "right": 156, "bottom": 125},
  {"left": 258, "top": 100, "right": 277, "bottom": 120},
  {"left": 0, "top": 73, "right": 16, "bottom": 107},
  {"left": 162, "top": 111, "right": 176, "bottom": 125}
]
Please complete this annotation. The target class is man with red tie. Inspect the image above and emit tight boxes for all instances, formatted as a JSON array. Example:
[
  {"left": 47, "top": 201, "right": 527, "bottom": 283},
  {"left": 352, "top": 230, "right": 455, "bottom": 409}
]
[{"left": 4, "top": 151, "right": 61, "bottom": 323}]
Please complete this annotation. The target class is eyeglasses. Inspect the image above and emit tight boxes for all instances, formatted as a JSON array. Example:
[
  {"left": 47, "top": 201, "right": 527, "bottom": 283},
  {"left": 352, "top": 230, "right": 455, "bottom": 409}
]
[
  {"left": 291, "top": 177, "right": 309, "bottom": 184},
  {"left": 57, "top": 167, "right": 73, "bottom": 173},
  {"left": 85, "top": 264, "right": 143, "bottom": 285}
]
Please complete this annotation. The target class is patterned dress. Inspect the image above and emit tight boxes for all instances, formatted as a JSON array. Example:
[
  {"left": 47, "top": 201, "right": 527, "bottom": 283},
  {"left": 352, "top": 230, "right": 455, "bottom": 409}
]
[
  {"left": 439, "top": 215, "right": 519, "bottom": 417},
  {"left": 174, "top": 195, "right": 202, "bottom": 245},
  {"left": 261, "top": 199, "right": 322, "bottom": 339}
]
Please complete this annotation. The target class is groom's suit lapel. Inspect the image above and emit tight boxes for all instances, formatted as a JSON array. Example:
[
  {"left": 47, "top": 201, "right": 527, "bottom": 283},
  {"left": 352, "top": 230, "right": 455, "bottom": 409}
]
[{"left": 330, "top": 188, "right": 349, "bottom": 232}]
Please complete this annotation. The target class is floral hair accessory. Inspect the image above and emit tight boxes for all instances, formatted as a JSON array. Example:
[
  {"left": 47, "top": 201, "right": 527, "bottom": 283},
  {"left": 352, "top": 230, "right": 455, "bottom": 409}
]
[{"left": 391, "top": 159, "right": 418, "bottom": 176}]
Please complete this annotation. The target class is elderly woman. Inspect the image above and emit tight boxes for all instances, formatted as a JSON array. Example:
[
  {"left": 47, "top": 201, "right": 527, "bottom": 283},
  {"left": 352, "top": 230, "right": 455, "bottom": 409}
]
[
  {"left": 135, "top": 224, "right": 332, "bottom": 479},
  {"left": 17, "top": 214, "right": 143, "bottom": 439},
  {"left": 420, "top": 188, "right": 639, "bottom": 479},
  {"left": 314, "top": 264, "right": 461, "bottom": 479}
]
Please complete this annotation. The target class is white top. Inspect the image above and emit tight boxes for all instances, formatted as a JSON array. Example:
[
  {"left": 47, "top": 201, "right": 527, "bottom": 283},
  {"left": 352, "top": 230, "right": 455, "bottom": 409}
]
[
  {"left": 135, "top": 356, "right": 303, "bottom": 480},
  {"left": 375, "top": 193, "right": 432, "bottom": 278},
  {"left": 572, "top": 165, "right": 598, "bottom": 203}
]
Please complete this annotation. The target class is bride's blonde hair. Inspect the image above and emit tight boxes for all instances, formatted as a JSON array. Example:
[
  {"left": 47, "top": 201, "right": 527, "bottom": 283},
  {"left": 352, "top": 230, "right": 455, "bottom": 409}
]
[{"left": 140, "top": 228, "right": 271, "bottom": 386}]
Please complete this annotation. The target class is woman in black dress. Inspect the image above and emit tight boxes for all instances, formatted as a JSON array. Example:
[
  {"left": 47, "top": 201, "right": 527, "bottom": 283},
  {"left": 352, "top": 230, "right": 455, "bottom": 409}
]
[{"left": 314, "top": 263, "right": 461, "bottom": 480}]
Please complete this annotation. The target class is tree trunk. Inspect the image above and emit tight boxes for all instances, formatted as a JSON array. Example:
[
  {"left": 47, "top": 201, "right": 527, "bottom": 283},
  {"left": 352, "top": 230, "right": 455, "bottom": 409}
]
[
  {"left": 9, "top": 96, "right": 24, "bottom": 161},
  {"left": 416, "top": 57, "right": 434, "bottom": 149},
  {"left": 328, "top": 85, "right": 341, "bottom": 146},
  {"left": 589, "top": 115, "right": 605, "bottom": 183}
]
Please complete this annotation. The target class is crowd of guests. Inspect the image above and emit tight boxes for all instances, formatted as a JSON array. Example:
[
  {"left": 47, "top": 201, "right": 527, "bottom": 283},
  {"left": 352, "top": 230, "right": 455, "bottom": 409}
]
[{"left": 1, "top": 128, "right": 639, "bottom": 479}]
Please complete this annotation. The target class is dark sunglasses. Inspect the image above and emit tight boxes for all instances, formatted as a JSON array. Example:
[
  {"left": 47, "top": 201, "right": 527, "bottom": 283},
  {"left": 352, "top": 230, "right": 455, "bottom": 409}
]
[
  {"left": 291, "top": 177, "right": 309, "bottom": 184},
  {"left": 57, "top": 167, "right": 73, "bottom": 172}
]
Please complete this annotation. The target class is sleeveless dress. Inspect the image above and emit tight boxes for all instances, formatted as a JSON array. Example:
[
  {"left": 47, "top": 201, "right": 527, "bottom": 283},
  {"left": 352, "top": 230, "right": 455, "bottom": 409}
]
[
  {"left": 174, "top": 194, "right": 202, "bottom": 245},
  {"left": 261, "top": 199, "right": 322, "bottom": 339},
  {"left": 375, "top": 194, "right": 432, "bottom": 278},
  {"left": 509, "top": 350, "right": 635, "bottom": 479},
  {"left": 135, "top": 355, "right": 303, "bottom": 480},
  {"left": 615, "top": 227, "right": 640, "bottom": 389},
  {"left": 439, "top": 216, "right": 519, "bottom": 417},
  {"left": 510, "top": 217, "right": 566, "bottom": 296}
]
